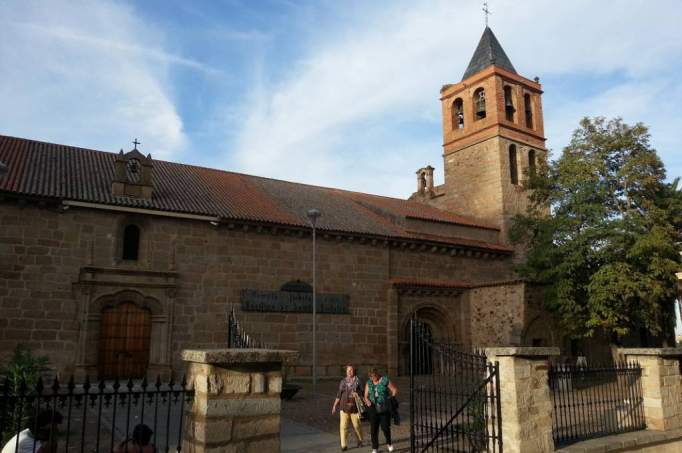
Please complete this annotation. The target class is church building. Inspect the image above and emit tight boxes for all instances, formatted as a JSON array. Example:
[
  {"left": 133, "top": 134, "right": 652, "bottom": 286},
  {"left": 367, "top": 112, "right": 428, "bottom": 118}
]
[{"left": 0, "top": 27, "right": 557, "bottom": 379}]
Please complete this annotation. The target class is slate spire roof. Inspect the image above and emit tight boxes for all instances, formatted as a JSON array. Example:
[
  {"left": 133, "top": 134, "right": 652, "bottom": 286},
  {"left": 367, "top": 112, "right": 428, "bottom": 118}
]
[{"left": 462, "top": 27, "right": 516, "bottom": 80}]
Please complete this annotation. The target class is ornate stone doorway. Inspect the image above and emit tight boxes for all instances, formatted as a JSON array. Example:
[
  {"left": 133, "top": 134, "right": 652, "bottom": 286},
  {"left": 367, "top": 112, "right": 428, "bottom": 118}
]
[{"left": 98, "top": 302, "right": 152, "bottom": 379}]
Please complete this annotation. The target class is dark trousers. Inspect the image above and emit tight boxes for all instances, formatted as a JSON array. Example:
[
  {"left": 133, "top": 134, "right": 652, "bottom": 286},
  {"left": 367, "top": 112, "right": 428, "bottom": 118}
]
[{"left": 368, "top": 406, "right": 392, "bottom": 449}]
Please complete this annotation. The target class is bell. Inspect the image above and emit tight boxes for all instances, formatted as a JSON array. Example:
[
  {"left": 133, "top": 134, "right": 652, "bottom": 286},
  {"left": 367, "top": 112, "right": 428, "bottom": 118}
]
[
  {"left": 505, "top": 96, "right": 515, "bottom": 112},
  {"left": 475, "top": 92, "right": 486, "bottom": 118},
  {"left": 476, "top": 102, "right": 486, "bottom": 118},
  {"left": 457, "top": 111, "right": 464, "bottom": 126}
]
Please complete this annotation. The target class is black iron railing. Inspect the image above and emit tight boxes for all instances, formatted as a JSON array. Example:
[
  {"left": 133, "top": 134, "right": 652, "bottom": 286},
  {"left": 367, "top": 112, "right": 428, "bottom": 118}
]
[
  {"left": 409, "top": 319, "right": 502, "bottom": 452},
  {"left": 0, "top": 375, "right": 194, "bottom": 453},
  {"left": 228, "top": 307, "right": 267, "bottom": 348},
  {"left": 549, "top": 362, "right": 646, "bottom": 448}
]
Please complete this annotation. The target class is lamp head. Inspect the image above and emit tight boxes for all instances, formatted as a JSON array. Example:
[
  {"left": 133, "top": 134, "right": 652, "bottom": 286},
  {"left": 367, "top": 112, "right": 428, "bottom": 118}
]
[{"left": 306, "top": 208, "right": 321, "bottom": 226}]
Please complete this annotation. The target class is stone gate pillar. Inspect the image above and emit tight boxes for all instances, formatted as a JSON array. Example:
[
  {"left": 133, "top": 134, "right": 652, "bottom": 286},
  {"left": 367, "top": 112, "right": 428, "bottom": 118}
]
[
  {"left": 485, "top": 347, "right": 560, "bottom": 453},
  {"left": 182, "top": 349, "right": 299, "bottom": 453},
  {"left": 618, "top": 348, "right": 682, "bottom": 431}
]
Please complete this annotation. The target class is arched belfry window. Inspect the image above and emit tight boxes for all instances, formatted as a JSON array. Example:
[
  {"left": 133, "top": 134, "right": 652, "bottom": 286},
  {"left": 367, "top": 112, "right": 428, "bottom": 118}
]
[
  {"left": 452, "top": 98, "right": 464, "bottom": 129},
  {"left": 509, "top": 145, "right": 519, "bottom": 185},
  {"left": 524, "top": 94, "right": 533, "bottom": 129},
  {"left": 528, "top": 149, "right": 537, "bottom": 178},
  {"left": 122, "top": 224, "right": 140, "bottom": 260},
  {"left": 504, "top": 86, "right": 515, "bottom": 121},
  {"left": 473, "top": 88, "right": 486, "bottom": 120}
]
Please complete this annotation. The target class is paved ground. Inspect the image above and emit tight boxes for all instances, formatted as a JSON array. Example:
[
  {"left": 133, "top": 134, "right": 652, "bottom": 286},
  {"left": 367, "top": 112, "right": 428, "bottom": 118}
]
[{"left": 281, "top": 379, "right": 411, "bottom": 453}]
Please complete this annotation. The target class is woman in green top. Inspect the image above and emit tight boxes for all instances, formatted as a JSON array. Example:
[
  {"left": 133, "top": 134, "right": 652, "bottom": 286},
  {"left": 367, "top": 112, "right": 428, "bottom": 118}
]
[{"left": 363, "top": 368, "right": 397, "bottom": 453}]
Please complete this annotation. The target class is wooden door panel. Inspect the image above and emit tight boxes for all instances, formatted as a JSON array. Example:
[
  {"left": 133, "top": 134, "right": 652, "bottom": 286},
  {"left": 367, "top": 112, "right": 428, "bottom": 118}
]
[{"left": 99, "top": 302, "right": 151, "bottom": 379}]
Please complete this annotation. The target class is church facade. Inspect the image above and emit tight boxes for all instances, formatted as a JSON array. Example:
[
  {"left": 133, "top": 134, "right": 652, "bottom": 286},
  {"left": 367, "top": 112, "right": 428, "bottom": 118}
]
[{"left": 0, "top": 28, "right": 558, "bottom": 379}]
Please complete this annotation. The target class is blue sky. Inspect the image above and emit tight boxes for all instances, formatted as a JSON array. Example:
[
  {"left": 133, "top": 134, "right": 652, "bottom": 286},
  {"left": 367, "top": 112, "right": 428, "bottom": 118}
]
[
  {"left": 1, "top": 0, "right": 681, "bottom": 198},
  {"left": 1, "top": 0, "right": 681, "bottom": 331}
]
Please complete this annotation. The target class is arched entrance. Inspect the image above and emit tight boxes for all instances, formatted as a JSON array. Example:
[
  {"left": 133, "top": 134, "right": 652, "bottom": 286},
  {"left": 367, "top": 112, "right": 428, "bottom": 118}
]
[
  {"left": 98, "top": 302, "right": 152, "bottom": 379},
  {"left": 399, "top": 305, "right": 456, "bottom": 375}
]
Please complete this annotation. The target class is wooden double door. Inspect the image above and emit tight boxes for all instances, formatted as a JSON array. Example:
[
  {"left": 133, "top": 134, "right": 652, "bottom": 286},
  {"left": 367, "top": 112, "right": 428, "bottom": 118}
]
[{"left": 99, "top": 302, "right": 152, "bottom": 379}]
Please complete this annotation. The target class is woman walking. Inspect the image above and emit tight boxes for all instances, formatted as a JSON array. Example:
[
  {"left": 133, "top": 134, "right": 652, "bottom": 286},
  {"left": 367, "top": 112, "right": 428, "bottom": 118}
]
[
  {"left": 364, "top": 368, "right": 397, "bottom": 453},
  {"left": 332, "top": 365, "right": 364, "bottom": 451}
]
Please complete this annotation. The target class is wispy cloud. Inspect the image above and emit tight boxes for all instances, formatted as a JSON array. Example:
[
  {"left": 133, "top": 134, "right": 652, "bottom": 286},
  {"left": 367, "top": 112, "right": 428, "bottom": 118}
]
[
  {"left": 15, "top": 22, "right": 218, "bottom": 75},
  {"left": 229, "top": 0, "right": 682, "bottom": 196},
  {"left": 0, "top": 0, "right": 188, "bottom": 160}
]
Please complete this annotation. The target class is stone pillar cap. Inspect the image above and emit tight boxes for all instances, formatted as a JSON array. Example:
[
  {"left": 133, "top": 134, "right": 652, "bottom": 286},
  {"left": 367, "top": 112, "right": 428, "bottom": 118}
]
[
  {"left": 617, "top": 347, "right": 682, "bottom": 357},
  {"left": 485, "top": 347, "right": 560, "bottom": 358},
  {"left": 182, "top": 348, "right": 299, "bottom": 365}
]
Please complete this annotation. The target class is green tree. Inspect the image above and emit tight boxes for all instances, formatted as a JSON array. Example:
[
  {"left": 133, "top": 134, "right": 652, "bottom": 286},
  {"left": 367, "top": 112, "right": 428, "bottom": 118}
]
[{"left": 511, "top": 117, "right": 681, "bottom": 343}]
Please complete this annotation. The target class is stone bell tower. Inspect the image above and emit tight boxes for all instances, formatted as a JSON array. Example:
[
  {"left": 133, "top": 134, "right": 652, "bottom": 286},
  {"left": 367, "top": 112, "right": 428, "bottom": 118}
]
[{"left": 437, "top": 27, "right": 547, "bottom": 243}]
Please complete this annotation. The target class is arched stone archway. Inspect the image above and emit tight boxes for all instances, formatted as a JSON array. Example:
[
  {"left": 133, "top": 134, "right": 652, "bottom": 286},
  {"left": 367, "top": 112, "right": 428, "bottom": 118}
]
[{"left": 399, "top": 304, "right": 457, "bottom": 375}]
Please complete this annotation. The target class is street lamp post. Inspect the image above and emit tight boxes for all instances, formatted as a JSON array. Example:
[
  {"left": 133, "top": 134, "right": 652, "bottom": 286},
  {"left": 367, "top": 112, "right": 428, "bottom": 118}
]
[{"left": 306, "top": 208, "right": 321, "bottom": 401}]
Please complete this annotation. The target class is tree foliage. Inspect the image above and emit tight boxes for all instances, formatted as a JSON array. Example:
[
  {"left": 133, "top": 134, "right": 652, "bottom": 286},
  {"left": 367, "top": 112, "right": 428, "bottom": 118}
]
[{"left": 511, "top": 117, "right": 681, "bottom": 341}]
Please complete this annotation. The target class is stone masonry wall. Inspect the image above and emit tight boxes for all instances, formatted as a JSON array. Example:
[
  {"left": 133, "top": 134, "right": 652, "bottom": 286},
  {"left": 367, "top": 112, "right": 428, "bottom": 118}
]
[{"left": 0, "top": 201, "right": 524, "bottom": 377}]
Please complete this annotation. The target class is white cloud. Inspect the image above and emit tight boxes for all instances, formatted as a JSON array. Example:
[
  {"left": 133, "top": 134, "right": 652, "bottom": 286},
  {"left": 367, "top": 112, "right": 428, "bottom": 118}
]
[
  {"left": 0, "top": 0, "right": 190, "bottom": 160},
  {"left": 229, "top": 0, "right": 682, "bottom": 196}
]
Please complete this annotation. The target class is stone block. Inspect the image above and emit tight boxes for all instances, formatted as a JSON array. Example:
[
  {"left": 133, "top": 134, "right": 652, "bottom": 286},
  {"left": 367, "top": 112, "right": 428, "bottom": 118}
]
[
  {"left": 185, "top": 417, "right": 233, "bottom": 444},
  {"left": 231, "top": 415, "right": 280, "bottom": 440},
  {"left": 251, "top": 373, "right": 265, "bottom": 394},
  {"left": 195, "top": 396, "right": 281, "bottom": 418}
]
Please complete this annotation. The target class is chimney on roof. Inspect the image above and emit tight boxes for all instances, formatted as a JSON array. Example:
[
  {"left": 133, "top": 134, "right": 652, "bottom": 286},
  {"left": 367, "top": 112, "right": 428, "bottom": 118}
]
[
  {"left": 112, "top": 145, "right": 153, "bottom": 199},
  {"left": 416, "top": 166, "right": 435, "bottom": 195}
]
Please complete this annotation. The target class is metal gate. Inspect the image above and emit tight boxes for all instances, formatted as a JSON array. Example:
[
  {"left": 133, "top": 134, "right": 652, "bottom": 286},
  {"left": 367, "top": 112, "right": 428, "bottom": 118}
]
[{"left": 409, "top": 319, "right": 503, "bottom": 452}]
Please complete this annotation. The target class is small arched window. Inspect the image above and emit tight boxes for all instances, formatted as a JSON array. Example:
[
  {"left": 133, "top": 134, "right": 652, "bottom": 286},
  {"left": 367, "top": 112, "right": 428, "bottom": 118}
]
[
  {"left": 473, "top": 88, "right": 486, "bottom": 120},
  {"left": 122, "top": 224, "right": 140, "bottom": 260},
  {"left": 509, "top": 145, "right": 519, "bottom": 185},
  {"left": 452, "top": 98, "right": 464, "bottom": 129},
  {"left": 504, "top": 86, "right": 515, "bottom": 121},
  {"left": 524, "top": 94, "right": 533, "bottom": 129},
  {"left": 528, "top": 149, "right": 537, "bottom": 178}
]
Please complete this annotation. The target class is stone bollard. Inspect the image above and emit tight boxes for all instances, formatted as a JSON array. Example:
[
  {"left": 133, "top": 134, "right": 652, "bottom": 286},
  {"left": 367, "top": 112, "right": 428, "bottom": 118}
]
[
  {"left": 182, "top": 348, "right": 299, "bottom": 453},
  {"left": 617, "top": 348, "right": 682, "bottom": 431},
  {"left": 485, "top": 347, "right": 560, "bottom": 453}
]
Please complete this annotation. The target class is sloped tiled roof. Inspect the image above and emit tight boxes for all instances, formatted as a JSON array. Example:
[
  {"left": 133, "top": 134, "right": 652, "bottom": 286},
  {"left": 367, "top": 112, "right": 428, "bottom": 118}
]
[
  {"left": 0, "top": 134, "right": 510, "bottom": 253},
  {"left": 462, "top": 27, "right": 516, "bottom": 80}
]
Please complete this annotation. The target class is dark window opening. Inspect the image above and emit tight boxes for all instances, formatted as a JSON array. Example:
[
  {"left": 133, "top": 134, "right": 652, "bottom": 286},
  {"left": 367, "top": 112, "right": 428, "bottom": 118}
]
[
  {"left": 474, "top": 88, "right": 486, "bottom": 120},
  {"left": 532, "top": 338, "right": 544, "bottom": 347},
  {"left": 528, "top": 149, "right": 537, "bottom": 178},
  {"left": 504, "top": 86, "right": 515, "bottom": 121},
  {"left": 122, "top": 224, "right": 140, "bottom": 260},
  {"left": 524, "top": 94, "right": 533, "bottom": 129},
  {"left": 509, "top": 145, "right": 519, "bottom": 185},
  {"left": 453, "top": 98, "right": 464, "bottom": 129}
]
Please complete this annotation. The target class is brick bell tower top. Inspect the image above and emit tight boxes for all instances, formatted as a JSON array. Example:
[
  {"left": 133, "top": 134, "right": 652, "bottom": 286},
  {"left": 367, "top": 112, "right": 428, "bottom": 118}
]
[
  {"left": 440, "top": 26, "right": 546, "bottom": 156},
  {"left": 429, "top": 26, "right": 548, "bottom": 244}
]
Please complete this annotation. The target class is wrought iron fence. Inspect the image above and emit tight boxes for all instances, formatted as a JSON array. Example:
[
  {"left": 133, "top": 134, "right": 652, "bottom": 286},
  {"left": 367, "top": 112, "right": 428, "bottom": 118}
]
[
  {"left": 549, "top": 362, "right": 646, "bottom": 448},
  {"left": 410, "top": 319, "right": 502, "bottom": 452},
  {"left": 0, "top": 375, "right": 194, "bottom": 453},
  {"left": 227, "top": 307, "right": 267, "bottom": 348}
]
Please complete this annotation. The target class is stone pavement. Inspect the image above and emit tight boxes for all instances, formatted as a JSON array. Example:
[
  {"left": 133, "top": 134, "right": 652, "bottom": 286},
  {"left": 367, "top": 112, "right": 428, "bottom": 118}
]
[{"left": 281, "top": 379, "right": 411, "bottom": 452}]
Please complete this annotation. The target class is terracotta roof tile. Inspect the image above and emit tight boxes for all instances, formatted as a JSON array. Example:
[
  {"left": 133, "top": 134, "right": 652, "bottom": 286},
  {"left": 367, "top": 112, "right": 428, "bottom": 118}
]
[{"left": 0, "top": 134, "right": 511, "bottom": 253}]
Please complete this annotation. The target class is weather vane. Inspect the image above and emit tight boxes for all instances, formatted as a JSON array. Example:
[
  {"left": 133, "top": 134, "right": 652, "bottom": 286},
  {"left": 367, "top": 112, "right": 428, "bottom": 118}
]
[
  {"left": 132, "top": 138, "right": 141, "bottom": 150},
  {"left": 482, "top": 1, "right": 492, "bottom": 27}
]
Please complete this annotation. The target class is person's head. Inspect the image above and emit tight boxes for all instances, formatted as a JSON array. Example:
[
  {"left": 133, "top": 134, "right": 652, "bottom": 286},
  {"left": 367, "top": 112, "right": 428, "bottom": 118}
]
[
  {"left": 29, "top": 409, "right": 63, "bottom": 441},
  {"left": 368, "top": 368, "right": 381, "bottom": 380},
  {"left": 132, "top": 424, "right": 153, "bottom": 446},
  {"left": 345, "top": 364, "right": 356, "bottom": 378}
]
